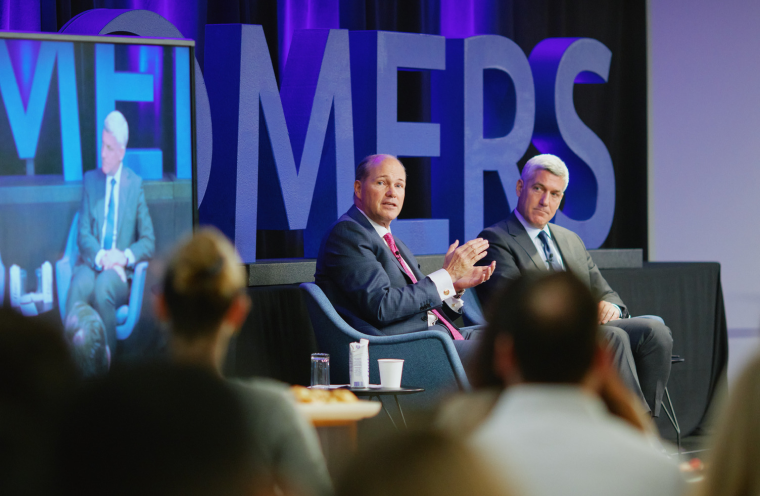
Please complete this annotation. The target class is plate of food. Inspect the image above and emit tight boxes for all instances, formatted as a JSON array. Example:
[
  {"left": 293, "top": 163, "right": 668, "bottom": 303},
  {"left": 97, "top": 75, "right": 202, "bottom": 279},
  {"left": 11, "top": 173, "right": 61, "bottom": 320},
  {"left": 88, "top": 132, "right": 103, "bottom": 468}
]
[{"left": 291, "top": 385, "right": 382, "bottom": 421}]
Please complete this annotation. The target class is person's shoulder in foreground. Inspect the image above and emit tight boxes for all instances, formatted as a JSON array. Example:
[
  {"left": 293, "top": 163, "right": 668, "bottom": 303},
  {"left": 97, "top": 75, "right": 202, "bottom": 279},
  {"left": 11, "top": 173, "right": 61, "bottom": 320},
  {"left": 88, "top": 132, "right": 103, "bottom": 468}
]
[{"left": 228, "top": 377, "right": 333, "bottom": 496}]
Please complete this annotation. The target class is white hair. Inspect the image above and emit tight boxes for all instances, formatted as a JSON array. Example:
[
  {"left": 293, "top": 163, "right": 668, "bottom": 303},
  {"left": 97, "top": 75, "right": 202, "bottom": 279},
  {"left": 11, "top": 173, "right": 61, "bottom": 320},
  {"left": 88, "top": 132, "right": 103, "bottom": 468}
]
[
  {"left": 521, "top": 154, "right": 569, "bottom": 191},
  {"left": 104, "top": 110, "right": 129, "bottom": 149}
]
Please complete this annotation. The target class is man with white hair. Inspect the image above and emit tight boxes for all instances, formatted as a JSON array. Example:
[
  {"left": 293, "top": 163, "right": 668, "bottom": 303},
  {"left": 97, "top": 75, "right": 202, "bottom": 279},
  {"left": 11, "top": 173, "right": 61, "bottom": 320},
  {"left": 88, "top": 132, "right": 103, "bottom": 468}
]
[
  {"left": 67, "top": 110, "right": 155, "bottom": 353},
  {"left": 475, "top": 154, "right": 672, "bottom": 417}
]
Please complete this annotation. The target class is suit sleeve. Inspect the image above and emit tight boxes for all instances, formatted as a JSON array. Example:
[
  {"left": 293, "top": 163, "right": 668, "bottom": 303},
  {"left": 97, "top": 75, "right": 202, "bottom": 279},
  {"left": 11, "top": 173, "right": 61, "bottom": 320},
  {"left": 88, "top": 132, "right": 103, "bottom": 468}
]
[
  {"left": 579, "top": 234, "right": 629, "bottom": 317},
  {"left": 77, "top": 180, "right": 102, "bottom": 269},
  {"left": 474, "top": 227, "right": 523, "bottom": 309},
  {"left": 322, "top": 221, "right": 442, "bottom": 327},
  {"left": 126, "top": 181, "right": 155, "bottom": 263}
]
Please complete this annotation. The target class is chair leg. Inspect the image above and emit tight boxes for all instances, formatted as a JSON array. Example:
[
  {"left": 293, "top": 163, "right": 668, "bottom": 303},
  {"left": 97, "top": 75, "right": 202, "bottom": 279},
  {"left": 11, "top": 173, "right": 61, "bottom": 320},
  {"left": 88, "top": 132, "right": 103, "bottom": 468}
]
[{"left": 660, "top": 386, "right": 681, "bottom": 454}]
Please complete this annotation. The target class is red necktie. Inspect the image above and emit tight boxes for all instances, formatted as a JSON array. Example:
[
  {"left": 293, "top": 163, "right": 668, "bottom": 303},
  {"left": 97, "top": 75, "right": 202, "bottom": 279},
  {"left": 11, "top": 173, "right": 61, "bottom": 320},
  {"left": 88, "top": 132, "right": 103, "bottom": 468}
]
[{"left": 383, "top": 233, "right": 464, "bottom": 340}]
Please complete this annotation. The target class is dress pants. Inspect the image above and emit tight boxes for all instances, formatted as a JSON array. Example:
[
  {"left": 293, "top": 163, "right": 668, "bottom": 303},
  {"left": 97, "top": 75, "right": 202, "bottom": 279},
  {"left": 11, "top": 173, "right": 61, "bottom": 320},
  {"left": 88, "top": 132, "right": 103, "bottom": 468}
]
[
  {"left": 601, "top": 318, "right": 673, "bottom": 417},
  {"left": 67, "top": 265, "right": 129, "bottom": 352}
]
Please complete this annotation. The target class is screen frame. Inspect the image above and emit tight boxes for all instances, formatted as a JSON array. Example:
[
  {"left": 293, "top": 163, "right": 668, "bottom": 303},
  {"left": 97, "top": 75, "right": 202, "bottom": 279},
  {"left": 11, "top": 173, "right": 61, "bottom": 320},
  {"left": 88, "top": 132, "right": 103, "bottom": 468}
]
[{"left": 0, "top": 30, "right": 199, "bottom": 227}]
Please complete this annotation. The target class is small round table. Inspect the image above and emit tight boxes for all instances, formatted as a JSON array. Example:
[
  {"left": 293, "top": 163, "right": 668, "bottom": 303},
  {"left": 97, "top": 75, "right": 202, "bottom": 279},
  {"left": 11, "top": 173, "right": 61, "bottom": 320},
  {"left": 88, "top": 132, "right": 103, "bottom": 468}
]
[{"left": 343, "top": 387, "right": 425, "bottom": 430}]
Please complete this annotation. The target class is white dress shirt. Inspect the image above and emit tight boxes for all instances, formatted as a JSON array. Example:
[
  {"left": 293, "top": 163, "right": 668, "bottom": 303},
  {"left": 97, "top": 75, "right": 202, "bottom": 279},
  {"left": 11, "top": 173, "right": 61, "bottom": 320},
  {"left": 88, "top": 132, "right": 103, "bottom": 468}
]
[
  {"left": 357, "top": 209, "right": 464, "bottom": 321},
  {"left": 95, "top": 163, "right": 135, "bottom": 269},
  {"left": 471, "top": 385, "right": 684, "bottom": 496}
]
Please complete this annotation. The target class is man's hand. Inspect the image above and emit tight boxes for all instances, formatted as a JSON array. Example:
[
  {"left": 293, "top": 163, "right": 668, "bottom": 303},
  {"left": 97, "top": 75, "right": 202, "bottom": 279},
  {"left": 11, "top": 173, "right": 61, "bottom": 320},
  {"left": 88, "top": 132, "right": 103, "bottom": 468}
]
[
  {"left": 452, "top": 261, "right": 495, "bottom": 292},
  {"left": 443, "top": 238, "right": 492, "bottom": 291},
  {"left": 598, "top": 301, "right": 620, "bottom": 325},
  {"left": 102, "top": 249, "right": 128, "bottom": 270}
]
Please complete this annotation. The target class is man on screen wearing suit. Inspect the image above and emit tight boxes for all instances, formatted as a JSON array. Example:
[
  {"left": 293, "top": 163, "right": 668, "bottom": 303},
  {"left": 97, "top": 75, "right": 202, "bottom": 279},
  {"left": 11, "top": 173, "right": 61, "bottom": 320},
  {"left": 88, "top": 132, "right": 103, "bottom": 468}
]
[
  {"left": 475, "top": 154, "right": 672, "bottom": 416},
  {"left": 315, "top": 154, "right": 495, "bottom": 361},
  {"left": 67, "top": 110, "right": 155, "bottom": 354}
]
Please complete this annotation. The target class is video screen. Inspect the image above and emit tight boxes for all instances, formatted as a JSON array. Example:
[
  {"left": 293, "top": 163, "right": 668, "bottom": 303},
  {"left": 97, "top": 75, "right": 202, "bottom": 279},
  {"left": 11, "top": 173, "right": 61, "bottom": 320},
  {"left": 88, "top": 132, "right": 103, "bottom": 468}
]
[{"left": 0, "top": 34, "right": 194, "bottom": 373}]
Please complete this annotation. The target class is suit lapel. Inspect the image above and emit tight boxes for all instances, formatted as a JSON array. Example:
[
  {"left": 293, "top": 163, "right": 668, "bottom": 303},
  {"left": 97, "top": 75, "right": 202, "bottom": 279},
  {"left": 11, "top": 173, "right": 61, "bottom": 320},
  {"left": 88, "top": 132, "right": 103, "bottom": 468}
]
[
  {"left": 394, "top": 236, "right": 421, "bottom": 282},
  {"left": 549, "top": 226, "right": 583, "bottom": 275},
  {"left": 347, "top": 206, "right": 409, "bottom": 279},
  {"left": 93, "top": 170, "right": 107, "bottom": 239},
  {"left": 507, "top": 213, "right": 547, "bottom": 271},
  {"left": 117, "top": 168, "right": 130, "bottom": 242}
]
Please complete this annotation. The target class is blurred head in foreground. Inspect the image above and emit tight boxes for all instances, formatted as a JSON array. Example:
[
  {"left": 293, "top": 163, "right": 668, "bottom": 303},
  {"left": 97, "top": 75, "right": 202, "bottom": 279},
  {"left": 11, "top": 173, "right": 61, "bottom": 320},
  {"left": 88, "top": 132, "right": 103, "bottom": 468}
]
[
  {"left": 694, "top": 352, "right": 760, "bottom": 496},
  {"left": 157, "top": 227, "right": 250, "bottom": 372},
  {"left": 64, "top": 301, "right": 110, "bottom": 377},
  {"left": 335, "top": 430, "right": 514, "bottom": 496},
  {"left": 0, "top": 308, "right": 79, "bottom": 496},
  {"left": 472, "top": 271, "right": 603, "bottom": 389},
  {"left": 56, "top": 363, "right": 256, "bottom": 496}
]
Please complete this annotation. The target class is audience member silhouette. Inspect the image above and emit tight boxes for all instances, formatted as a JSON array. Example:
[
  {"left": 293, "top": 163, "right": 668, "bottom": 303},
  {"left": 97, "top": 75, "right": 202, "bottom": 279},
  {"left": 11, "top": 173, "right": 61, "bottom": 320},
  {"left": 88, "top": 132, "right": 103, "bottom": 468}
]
[
  {"left": 0, "top": 308, "right": 79, "bottom": 496},
  {"left": 56, "top": 363, "right": 257, "bottom": 496},
  {"left": 469, "top": 272, "right": 684, "bottom": 496},
  {"left": 64, "top": 301, "right": 111, "bottom": 377},
  {"left": 157, "top": 227, "right": 332, "bottom": 496},
  {"left": 335, "top": 430, "right": 513, "bottom": 496}
]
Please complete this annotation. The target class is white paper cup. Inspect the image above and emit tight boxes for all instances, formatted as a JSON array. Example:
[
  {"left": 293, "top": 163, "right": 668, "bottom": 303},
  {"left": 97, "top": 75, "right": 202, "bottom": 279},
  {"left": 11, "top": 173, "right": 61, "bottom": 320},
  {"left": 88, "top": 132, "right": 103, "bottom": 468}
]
[{"left": 378, "top": 359, "right": 404, "bottom": 389}]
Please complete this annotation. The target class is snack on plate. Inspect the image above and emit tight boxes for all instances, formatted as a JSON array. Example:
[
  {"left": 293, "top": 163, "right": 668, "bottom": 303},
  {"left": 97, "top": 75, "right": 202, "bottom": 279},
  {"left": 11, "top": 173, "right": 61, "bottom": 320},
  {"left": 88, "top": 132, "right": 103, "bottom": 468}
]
[{"left": 291, "top": 385, "right": 358, "bottom": 404}]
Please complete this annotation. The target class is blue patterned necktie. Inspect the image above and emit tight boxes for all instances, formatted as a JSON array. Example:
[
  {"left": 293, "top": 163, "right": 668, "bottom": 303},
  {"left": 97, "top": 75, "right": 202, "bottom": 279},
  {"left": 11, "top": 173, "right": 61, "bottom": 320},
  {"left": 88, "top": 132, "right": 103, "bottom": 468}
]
[
  {"left": 104, "top": 178, "right": 116, "bottom": 250},
  {"left": 537, "top": 231, "right": 560, "bottom": 271}
]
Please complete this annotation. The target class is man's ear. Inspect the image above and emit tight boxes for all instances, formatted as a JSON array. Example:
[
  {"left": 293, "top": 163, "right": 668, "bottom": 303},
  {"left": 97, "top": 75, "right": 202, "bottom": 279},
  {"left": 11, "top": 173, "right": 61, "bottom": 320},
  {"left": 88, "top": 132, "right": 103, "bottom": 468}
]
[
  {"left": 154, "top": 294, "right": 169, "bottom": 322},
  {"left": 515, "top": 178, "right": 524, "bottom": 198},
  {"left": 223, "top": 293, "right": 251, "bottom": 334},
  {"left": 493, "top": 334, "right": 520, "bottom": 385},
  {"left": 354, "top": 179, "right": 363, "bottom": 202}
]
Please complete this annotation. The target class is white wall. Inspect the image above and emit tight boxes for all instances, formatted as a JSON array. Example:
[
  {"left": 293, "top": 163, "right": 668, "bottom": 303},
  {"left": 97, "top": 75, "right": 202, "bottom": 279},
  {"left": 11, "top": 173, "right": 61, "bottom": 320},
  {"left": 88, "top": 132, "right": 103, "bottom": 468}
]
[{"left": 648, "top": 0, "right": 760, "bottom": 380}]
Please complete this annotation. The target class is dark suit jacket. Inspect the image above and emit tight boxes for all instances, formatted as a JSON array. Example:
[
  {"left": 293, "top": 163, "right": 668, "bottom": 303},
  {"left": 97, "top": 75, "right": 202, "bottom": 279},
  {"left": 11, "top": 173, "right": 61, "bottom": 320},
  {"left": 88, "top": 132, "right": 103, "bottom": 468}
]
[
  {"left": 476, "top": 211, "right": 627, "bottom": 315},
  {"left": 77, "top": 166, "right": 155, "bottom": 271},
  {"left": 315, "top": 205, "right": 459, "bottom": 336}
]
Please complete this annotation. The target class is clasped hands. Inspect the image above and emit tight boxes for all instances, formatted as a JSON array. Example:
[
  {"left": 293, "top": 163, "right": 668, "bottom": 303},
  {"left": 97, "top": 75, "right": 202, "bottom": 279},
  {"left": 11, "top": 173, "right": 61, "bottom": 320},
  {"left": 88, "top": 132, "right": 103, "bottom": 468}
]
[
  {"left": 443, "top": 238, "right": 495, "bottom": 292},
  {"left": 101, "top": 248, "right": 128, "bottom": 283}
]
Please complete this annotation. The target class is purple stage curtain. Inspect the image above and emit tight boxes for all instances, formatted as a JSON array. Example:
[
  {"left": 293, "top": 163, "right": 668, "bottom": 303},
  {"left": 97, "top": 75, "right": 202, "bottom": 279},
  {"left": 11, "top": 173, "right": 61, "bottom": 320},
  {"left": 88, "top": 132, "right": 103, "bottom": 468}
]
[{"left": 0, "top": 0, "right": 40, "bottom": 31}]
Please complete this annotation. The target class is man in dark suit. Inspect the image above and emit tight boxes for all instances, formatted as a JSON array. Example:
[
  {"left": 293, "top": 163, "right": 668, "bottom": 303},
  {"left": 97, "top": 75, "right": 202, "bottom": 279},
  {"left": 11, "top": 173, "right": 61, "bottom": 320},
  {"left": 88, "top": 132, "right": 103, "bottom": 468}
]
[
  {"left": 315, "top": 154, "right": 495, "bottom": 361},
  {"left": 67, "top": 110, "right": 155, "bottom": 353},
  {"left": 475, "top": 154, "right": 672, "bottom": 416}
]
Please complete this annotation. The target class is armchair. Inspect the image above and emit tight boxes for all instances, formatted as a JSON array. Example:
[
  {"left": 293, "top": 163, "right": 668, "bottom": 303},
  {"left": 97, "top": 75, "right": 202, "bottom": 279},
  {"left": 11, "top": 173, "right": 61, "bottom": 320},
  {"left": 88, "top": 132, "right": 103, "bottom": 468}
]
[
  {"left": 56, "top": 212, "right": 148, "bottom": 340},
  {"left": 300, "top": 282, "right": 470, "bottom": 409}
]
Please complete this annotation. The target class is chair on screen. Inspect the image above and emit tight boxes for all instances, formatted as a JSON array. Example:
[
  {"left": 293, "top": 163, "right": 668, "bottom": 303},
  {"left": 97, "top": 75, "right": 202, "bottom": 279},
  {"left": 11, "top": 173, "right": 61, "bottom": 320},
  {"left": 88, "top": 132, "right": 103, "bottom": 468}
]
[
  {"left": 56, "top": 212, "right": 148, "bottom": 340},
  {"left": 299, "top": 282, "right": 470, "bottom": 407}
]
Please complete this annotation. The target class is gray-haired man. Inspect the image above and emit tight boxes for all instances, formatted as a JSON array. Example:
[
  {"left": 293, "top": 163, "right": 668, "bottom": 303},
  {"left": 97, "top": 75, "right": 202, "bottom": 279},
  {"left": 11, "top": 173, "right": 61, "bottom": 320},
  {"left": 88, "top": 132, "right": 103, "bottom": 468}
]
[
  {"left": 67, "top": 110, "right": 155, "bottom": 353},
  {"left": 475, "top": 154, "right": 672, "bottom": 416}
]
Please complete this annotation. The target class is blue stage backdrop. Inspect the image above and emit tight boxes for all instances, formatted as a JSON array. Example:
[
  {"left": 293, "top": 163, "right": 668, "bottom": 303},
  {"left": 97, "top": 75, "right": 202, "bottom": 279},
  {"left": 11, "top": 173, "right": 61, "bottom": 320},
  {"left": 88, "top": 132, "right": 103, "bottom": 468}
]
[{"left": 0, "top": 0, "right": 648, "bottom": 262}]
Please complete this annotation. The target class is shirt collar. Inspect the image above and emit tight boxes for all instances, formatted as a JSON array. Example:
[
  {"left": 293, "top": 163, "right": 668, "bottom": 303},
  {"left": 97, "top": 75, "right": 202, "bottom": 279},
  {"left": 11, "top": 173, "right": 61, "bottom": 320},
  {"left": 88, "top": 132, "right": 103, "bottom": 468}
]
[
  {"left": 357, "top": 208, "right": 391, "bottom": 239},
  {"left": 107, "top": 163, "right": 123, "bottom": 185},
  {"left": 514, "top": 209, "right": 552, "bottom": 241}
]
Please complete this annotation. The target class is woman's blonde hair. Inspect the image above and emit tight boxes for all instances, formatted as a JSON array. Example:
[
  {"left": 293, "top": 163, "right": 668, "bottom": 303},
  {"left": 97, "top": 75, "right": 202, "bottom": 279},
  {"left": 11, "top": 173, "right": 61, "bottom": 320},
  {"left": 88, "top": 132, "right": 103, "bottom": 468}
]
[
  {"left": 694, "top": 352, "right": 760, "bottom": 496},
  {"left": 163, "top": 227, "right": 245, "bottom": 338}
]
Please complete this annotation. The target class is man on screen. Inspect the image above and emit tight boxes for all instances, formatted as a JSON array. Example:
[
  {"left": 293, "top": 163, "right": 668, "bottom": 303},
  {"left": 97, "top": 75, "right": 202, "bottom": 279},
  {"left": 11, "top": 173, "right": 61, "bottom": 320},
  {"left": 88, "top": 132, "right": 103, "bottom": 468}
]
[
  {"left": 475, "top": 153, "right": 672, "bottom": 416},
  {"left": 67, "top": 110, "right": 155, "bottom": 353},
  {"left": 315, "top": 154, "right": 495, "bottom": 362}
]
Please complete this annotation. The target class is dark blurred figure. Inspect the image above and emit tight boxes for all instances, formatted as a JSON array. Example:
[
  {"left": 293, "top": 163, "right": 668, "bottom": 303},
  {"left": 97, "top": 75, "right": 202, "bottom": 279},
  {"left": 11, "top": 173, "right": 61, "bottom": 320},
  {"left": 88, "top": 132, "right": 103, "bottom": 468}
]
[
  {"left": 64, "top": 301, "right": 111, "bottom": 377},
  {"left": 469, "top": 272, "right": 683, "bottom": 496},
  {"left": 335, "top": 430, "right": 514, "bottom": 496},
  {"left": 0, "top": 308, "right": 79, "bottom": 496},
  {"left": 56, "top": 363, "right": 256, "bottom": 496},
  {"left": 157, "top": 227, "right": 332, "bottom": 496},
  {"left": 692, "top": 351, "right": 760, "bottom": 496}
]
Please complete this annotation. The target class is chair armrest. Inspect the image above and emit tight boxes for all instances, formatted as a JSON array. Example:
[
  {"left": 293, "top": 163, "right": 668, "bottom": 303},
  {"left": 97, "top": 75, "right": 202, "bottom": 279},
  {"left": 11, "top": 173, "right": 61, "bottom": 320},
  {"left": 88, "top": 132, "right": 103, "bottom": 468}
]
[
  {"left": 115, "top": 261, "right": 148, "bottom": 340},
  {"left": 55, "top": 257, "right": 73, "bottom": 321}
]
